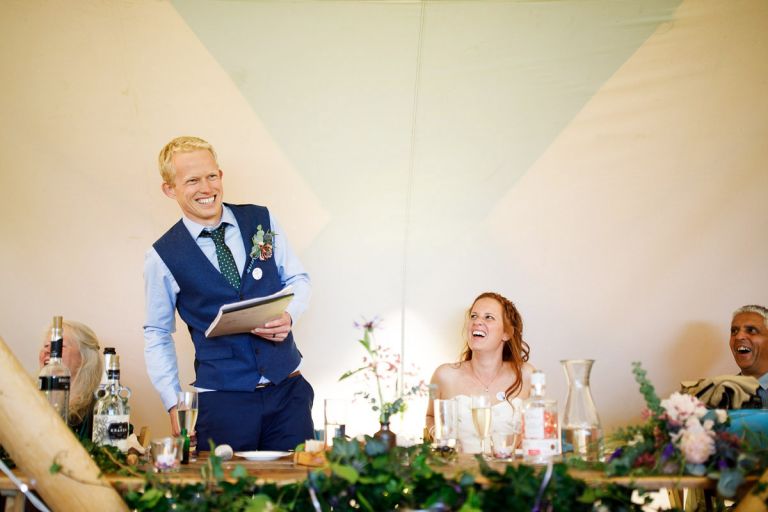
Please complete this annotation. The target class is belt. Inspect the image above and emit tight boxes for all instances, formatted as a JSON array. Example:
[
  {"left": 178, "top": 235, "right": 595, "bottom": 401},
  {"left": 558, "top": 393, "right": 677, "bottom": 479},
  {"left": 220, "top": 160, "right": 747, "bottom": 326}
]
[{"left": 254, "top": 370, "right": 301, "bottom": 390}]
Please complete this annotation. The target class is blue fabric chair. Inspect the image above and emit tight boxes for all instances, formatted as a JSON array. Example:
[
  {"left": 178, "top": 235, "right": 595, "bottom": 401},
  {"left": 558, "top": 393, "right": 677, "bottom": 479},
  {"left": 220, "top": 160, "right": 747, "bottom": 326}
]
[{"left": 728, "top": 409, "right": 768, "bottom": 436}]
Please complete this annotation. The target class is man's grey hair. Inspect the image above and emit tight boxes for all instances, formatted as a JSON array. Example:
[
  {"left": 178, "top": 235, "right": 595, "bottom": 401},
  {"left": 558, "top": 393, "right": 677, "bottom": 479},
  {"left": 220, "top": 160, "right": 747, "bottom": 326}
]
[{"left": 733, "top": 305, "right": 768, "bottom": 326}]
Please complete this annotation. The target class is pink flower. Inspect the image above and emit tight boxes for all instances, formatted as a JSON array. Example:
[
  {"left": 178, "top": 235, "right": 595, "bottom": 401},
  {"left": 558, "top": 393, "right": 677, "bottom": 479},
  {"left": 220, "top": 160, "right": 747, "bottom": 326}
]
[
  {"left": 259, "top": 243, "right": 273, "bottom": 260},
  {"left": 678, "top": 419, "right": 715, "bottom": 464},
  {"left": 661, "top": 392, "right": 707, "bottom": 423}
]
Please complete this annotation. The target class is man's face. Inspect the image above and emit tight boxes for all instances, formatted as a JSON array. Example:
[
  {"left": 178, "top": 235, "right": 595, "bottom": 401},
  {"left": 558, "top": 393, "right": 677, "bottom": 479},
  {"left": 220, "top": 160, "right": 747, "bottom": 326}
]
[
  {"left": 162, "top": 149, "right": 223, "bottom": 226},
  {"left": 730, "top": 312, "right": 768, "bottom": 378}
]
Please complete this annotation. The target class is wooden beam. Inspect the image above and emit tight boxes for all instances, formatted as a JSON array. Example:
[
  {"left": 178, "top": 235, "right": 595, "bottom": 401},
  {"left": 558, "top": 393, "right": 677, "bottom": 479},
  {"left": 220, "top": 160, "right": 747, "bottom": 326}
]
[{"left": 0, "top": 336, "right": 127, "bottom": 512}]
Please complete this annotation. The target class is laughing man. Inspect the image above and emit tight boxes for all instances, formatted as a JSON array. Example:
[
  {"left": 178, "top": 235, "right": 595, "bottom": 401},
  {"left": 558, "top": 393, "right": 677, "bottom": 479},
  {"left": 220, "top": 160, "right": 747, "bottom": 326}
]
[
  {"left": 729, "top": 305, "right": 768, "bottom": 407},
  {"left": 143, "top": 136, "right": 314, "bottom": 451}
]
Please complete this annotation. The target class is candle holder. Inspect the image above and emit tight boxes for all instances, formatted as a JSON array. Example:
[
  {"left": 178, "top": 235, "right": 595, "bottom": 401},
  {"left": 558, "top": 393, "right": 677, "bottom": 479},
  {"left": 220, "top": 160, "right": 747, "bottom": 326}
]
[{"left": 150, "top": 436, "right": 184, "bottom": 472}]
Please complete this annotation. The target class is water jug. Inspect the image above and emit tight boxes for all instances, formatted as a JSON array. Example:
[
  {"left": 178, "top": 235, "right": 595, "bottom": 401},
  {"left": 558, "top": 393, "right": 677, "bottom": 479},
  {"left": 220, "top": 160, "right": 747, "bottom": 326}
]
[{"left": 561, "top": 359, "right": 603, "bottom": 461}]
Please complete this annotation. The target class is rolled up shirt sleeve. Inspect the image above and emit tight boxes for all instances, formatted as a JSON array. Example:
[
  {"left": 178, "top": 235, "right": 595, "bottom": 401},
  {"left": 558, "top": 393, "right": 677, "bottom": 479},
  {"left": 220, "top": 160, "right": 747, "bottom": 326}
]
[
  {"left": 269, "top": 212, "right": 311, "bottom": 323},
  {"left": 143, "top": 247, "right": 183, "bottom": 411}
]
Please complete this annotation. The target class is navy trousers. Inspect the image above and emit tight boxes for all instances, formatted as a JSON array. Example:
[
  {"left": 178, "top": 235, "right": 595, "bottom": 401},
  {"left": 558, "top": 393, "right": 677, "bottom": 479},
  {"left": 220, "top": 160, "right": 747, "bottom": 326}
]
[{"left": 196, "top": 374, "right": 314, "bottom": 451}]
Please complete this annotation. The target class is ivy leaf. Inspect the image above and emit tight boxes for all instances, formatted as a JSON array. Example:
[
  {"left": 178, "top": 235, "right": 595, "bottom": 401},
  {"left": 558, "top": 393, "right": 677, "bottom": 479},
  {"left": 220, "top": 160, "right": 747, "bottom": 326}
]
[
  {"left": 330, "top": 437, "right": 360, "bottom": 460},
  {"left": 458, "top": 486, "right": 482, "bottom": 512},
  {"left": 139, "top": 488, "right": 164, "bottom": 508},
  {"left": 330, "top": 462, "right": 359, "bottom": 483},
  {"left": 244, "top": 494, "right": 275, "bottom": 511},
  {"left": 364, "top": 437, "right": 388, "bottom": 457},
  {"left": 231, "top": 464, "right": 249, "bottom": 479},
  {"left": 355, "top": 490, "right": 375, "bottom": 512},
  {"left": 202, "top": 439, "right": 224, "bottom": 480}
]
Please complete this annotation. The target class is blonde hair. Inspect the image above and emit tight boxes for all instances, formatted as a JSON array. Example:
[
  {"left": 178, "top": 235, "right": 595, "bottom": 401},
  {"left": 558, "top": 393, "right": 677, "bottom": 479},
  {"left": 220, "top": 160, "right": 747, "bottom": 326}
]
[
  {"left": 63, "top": 321, "right": 103, "bottom": 424},
  {"left": 158, "top": 136, "right": 218, "bottom": 185}
]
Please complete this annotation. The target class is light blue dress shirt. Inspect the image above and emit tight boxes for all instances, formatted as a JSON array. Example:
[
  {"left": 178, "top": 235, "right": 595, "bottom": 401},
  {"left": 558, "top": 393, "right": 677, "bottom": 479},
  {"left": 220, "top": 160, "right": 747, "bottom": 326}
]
[
  {"left": 144, "top": 205, "right": 311, "bottom": 410},
  {"left": 759, "top": 373, "right": 768, "bottom": 390}
]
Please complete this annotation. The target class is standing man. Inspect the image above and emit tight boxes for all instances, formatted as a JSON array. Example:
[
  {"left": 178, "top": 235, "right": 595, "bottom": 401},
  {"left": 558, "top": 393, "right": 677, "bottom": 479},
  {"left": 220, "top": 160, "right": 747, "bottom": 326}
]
[{"left": 144, "top": 136, "right": 313, "bottom": 451}]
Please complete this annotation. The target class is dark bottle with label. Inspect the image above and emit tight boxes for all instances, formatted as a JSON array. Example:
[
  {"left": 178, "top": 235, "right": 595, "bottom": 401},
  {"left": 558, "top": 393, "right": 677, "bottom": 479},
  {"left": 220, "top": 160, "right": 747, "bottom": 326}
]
[
  {"left": 92, "top": 354, "right": 131, "bottom": 451},
  {"left": 38, "top": 316, "right": 71, "bottom": 422}
]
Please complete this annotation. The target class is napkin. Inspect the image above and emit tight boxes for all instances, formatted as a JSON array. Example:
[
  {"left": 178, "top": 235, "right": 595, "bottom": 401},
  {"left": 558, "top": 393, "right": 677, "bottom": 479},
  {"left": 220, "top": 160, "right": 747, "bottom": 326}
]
[{"left": 680, "top": 375, "right": 760, "bottom": 409}]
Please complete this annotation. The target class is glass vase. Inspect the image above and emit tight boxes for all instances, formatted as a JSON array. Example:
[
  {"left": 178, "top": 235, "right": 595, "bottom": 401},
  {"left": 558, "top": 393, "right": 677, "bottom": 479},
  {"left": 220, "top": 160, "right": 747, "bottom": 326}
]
[
  {"left": 561, "top": 359, "right": 603, "bottom": 462},
  {"left": 374, "top": 421, "right": 397, "bottom": 450}
]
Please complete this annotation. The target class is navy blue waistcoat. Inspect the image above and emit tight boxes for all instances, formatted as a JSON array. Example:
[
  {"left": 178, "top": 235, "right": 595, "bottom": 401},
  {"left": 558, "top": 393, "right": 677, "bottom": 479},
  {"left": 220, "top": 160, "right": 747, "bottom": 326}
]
[{"left": 153, "top": 203, "right": 301, "bottom": 391}]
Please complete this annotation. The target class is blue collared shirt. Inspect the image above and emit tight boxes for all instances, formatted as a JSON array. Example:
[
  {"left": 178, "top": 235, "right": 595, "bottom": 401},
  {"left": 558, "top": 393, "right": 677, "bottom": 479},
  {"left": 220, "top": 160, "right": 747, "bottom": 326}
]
[{"left": 143, "top": 205, "right": 311, "bottom": 410}]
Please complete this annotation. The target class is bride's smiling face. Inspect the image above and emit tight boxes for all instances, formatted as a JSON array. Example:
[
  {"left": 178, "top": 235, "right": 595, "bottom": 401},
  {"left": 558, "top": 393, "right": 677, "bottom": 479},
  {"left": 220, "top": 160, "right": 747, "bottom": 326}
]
[{"left": 467, "top": 297, "right": 510, "bottom": 352}]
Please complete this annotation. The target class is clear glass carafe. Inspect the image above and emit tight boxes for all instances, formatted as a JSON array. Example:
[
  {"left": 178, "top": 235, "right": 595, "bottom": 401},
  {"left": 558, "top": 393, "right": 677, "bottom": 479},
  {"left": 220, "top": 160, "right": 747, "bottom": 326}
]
[{"left": 560, "top": 359, "right": 603, "bottom": 462}]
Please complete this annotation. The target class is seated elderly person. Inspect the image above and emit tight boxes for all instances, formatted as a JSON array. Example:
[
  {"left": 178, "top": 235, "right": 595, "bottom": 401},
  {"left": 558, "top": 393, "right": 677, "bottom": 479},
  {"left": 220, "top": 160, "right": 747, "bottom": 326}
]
[
  {"left": 728, "top": 305, "right": 768, "bottom": 406},
  {"left": 38, "top": 320, "right": 104, "bottom": 439},
  {"left": 682, "top": 305, "right": 768, "bottom": 409}
]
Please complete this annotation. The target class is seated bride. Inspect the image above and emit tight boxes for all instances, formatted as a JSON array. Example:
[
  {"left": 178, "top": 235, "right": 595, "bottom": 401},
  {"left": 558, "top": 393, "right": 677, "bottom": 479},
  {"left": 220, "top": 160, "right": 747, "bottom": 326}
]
[{"left": 426, "top": 292, "right": 534, "bottom": 453}]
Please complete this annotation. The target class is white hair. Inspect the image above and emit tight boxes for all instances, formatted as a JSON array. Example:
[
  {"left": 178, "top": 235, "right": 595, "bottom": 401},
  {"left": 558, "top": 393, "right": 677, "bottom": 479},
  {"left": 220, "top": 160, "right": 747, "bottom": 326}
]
[{"left": 733, "top": 305, "right": 768, "bottom": 327}]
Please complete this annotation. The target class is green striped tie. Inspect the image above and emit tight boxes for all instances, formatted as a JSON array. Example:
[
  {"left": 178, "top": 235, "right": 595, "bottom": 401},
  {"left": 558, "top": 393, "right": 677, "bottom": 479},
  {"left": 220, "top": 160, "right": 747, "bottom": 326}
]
[{"left": 200, "top": 225, "right": 241, "bottom": 289}]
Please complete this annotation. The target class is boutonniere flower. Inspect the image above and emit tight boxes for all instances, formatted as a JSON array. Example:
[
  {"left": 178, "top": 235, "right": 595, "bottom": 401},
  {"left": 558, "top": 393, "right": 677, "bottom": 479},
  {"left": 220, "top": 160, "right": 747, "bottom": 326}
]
[{"left": 246, "top": 225, "right": 276, "bottom": 273}]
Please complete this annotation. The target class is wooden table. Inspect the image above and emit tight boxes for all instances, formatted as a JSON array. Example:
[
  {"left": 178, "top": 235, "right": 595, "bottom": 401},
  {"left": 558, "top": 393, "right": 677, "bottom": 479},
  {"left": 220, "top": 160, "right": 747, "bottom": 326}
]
[
  {"left": 109, "top": 454, "right": 311, "bottom": 491},
  {"left": 0, "top": 452, "right": 725, "bottom": 511},
  {"left": 120, "top": 454, "right": 735, "bottom": 510}
]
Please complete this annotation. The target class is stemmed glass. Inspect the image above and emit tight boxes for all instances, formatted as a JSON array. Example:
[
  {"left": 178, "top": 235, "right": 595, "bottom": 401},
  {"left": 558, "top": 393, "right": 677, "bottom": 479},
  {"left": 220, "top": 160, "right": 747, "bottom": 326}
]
[
  {"left": 471, "top": 394, "right": 492, "bottom": 457},
  {"left": 323, "top": 398, "right": 348, "bottom": 449},
  {"left": 176, "top": 391, "right": 198, "bottom": 460}
]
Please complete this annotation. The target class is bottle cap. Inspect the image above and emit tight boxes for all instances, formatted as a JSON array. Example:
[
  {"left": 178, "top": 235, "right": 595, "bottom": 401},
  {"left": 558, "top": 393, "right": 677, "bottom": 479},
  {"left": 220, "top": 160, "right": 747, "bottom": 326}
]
[
  {"left": 531, "top": 371, "right": 546, "bottom": 386},
  {"left": 104, "top": 347, "right": 116, "bottom": 354},
  {"left": 50, "top": 316, "right": 64, "bottom": 357}
]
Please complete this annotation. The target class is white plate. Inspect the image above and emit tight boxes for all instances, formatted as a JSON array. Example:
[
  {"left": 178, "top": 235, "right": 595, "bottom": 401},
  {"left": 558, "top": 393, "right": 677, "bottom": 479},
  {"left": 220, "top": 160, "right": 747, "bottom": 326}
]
[{"left": 234, "top": 450, "right": 292, "bottom": 461}]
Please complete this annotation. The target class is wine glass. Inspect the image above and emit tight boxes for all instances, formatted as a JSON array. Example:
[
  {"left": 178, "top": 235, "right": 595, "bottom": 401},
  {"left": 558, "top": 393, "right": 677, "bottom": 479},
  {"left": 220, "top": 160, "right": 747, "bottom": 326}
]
[
  {"left": 176, "top": 391, "right": 198, "bottom": 459},
  {"left": 323, "top": 398, "right": 348, "bottom": 449},
  {"left": 433, "top": 398, "right": 458, "bottom": 452},
  {"left": 471, "top": 394, "right": 492, "bottom": 457}
]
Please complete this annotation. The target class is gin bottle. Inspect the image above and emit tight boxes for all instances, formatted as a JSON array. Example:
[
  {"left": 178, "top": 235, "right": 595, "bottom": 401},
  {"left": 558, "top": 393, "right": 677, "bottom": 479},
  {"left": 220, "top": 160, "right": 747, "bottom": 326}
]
[
  {"left": 522, "top": 371, "right": 560, "bottom": 464},
  {"left": 92, "top": 354, "right": 131, "bottom": 451},
  {"left": 38, "top": 316, "right": 71, "bottom": 422},
  {"left": 97, "top": 347, "right": 117, "bottom": 397}
]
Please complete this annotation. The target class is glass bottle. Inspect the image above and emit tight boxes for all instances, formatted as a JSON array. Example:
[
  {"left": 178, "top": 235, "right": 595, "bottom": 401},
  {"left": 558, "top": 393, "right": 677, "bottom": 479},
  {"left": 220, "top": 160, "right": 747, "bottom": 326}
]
[
  {"left": 374, "top": 421, "right": 397, "bottom": 450},
  {"left": 522, "top": 371, "right": 560, "bottom": 464},
  {"left": 561, "top": 359, "right": 603, "bottom": 462},
  {"left": 97, "top": 347, "right": 116, "bottom": 397},
  {"left": 181, "top": 428, "right": 190, "bottom": 465},
  {"left": 92, "top": 354, "right": 131, "bottom": 451},
  {"left": 38, "top": 316, "right": 70, "bottom": 422}
]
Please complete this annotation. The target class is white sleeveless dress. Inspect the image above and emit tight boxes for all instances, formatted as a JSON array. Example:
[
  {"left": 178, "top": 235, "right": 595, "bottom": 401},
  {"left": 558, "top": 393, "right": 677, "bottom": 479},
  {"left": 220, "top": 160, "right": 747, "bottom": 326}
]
[{"left": 455, "top": 395, "right": 522, "bottom": 454}]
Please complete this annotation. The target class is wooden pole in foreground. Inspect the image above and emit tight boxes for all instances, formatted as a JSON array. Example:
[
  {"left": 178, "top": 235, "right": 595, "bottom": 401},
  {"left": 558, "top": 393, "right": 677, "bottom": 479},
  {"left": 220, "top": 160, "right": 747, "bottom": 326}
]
[
  {"left": 733, "top": 467, "right": 768, "bottom": 512},
  {"left": 0, "top": 335, "right": 128, "bottom": 512}
]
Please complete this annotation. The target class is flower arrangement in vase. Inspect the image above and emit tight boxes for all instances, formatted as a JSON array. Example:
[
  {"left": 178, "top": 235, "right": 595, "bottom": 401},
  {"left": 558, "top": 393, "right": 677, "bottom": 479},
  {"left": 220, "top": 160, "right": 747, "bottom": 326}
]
[
  {"left": 339, "top": 318, "right": 427, "bottom": 448},
  {"left": 606, "top": 362, "right": 767, "bottom": 497}
]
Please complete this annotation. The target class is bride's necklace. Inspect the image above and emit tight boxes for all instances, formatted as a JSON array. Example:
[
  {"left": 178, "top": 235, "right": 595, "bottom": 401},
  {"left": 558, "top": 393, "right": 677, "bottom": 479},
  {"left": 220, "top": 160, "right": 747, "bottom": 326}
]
[{"left": 469, "top": 361, "right": 503, "bottom": 393}]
